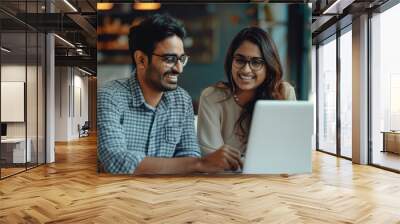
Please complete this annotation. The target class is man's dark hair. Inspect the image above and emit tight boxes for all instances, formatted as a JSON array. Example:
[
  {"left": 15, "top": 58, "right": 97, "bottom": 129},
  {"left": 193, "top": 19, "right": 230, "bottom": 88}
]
[{"left": 128, "top": 13, "right": 186, "bottom": 67}]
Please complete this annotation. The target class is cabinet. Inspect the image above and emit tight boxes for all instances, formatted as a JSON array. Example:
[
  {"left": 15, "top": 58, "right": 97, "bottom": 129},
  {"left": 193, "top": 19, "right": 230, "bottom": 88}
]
[{"left": 382, "top": 131, "right": 400, "bottom": 154}]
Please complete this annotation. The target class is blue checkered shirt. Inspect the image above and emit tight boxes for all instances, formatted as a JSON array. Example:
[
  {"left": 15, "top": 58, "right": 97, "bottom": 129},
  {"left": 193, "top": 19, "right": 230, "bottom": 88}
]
[{"left": 97, "top": 75, "right": 201, "bottom": 174}]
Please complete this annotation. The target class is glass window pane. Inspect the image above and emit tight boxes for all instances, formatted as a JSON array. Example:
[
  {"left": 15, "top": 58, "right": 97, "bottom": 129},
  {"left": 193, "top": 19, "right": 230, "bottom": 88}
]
[
  {"left": 38, "top": 32, "right": 45, "bottom": 165},
  {"left": 318, "top": 37, "right": 337, "bottom": 154},
  {"left": 311, "top": 45, "right": 317, "bottom": 150},
  {"left": 371, "top": 3, "right": 400, "bottom": 171},
  {"left": 1, "top": 0, "right": 46, "bottom": 179},
  {"left": 340, "top": 29, "right": 352, "bottom": 158},
  {"left": 1, "top": 30, "right": 27, "bottom": 177},
  {"left": 27, "top": 31, "right": 38, "bottom": 169}
]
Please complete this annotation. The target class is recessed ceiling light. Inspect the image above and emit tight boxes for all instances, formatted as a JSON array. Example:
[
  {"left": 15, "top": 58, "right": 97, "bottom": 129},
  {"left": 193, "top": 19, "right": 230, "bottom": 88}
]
[
  {"left": 322, "top": 0, "right": 353, "bottom": 15},
  {"left": 133, "top": 3, "right": 161, "bottom": 11},
  {"left": 63, "top": 0, "right": 78, "bottom": 12},
  {"left": 97, "top": 3, "right": 114, "bottom": 11},
  {"left": 78, "top": 67, "right": 93, "bottom": 76},
  {"left": 1, "top": 47, "right": 11, "bottom": 53},
  {"left": 54, "top": 34, "right": 75, "bottom": 48}
]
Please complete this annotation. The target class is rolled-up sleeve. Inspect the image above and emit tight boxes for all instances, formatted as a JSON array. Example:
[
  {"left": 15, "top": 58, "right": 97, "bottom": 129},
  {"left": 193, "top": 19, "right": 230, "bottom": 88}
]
[
  {"left": 97, "top": 88, "right": 145, "bottom": 174},
  {"left": 173, "top": 99, "right": 201, "bottom": 158}
]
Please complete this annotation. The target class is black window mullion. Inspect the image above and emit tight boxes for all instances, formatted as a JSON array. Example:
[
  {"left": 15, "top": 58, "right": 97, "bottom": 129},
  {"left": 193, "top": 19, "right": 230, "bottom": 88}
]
[
  {"left": 367, "top": 11, "right": 373, "bottom": 165},
  {"left": 316, "top": 44, "right": 320, "bottom": 151},
  {"left": 336, "top": 29, "right": 341, "bottom": 157},
  {"left": 25, "top": 0, "right": 28, "bottom": 171},
  {"left": 36, "top": 0, "right": 39, "bottom": 168}
]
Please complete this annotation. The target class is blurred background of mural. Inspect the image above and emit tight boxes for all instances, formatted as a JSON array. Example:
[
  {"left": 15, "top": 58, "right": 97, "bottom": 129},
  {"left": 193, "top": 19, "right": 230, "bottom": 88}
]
[{"left": 97, "top": 3, "right": 311, "bottom": 112}]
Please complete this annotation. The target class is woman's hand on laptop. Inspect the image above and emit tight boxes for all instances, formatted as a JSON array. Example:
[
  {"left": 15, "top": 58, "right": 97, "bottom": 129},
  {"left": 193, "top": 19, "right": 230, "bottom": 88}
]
[{"left": 198, "top": 145, "right": 243, "bottom": 173}]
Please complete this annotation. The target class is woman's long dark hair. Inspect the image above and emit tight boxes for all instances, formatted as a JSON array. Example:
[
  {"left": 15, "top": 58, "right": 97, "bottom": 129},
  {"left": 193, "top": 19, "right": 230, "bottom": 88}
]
[{"left": 220, "top": 27, "right": 286, "bottom": 143}]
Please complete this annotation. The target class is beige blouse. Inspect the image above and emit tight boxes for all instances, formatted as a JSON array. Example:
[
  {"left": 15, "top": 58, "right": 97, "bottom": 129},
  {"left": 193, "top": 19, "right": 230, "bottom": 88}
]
[{"left": 197, "top": 82, "right": 296, "bottom": 155}]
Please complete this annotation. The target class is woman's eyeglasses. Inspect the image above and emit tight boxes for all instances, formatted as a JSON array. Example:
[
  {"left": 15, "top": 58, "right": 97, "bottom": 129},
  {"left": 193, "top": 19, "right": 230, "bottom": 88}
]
[
  {"left": 232, "top": 55, "right": 265, "bottom": 71},
  {"left": 152, "top": 53, "right": 189, "bottom": 67}
]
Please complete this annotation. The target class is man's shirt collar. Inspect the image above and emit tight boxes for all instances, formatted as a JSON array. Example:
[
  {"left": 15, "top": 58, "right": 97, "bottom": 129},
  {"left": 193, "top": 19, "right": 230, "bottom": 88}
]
[{"left": 130, "top": 72, "right": 172, "bottom": 113}]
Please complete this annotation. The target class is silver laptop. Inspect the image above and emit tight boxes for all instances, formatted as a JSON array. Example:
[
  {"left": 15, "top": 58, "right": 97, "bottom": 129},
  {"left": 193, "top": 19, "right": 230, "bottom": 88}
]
[{"left": 239, "top": 100, "right": 314, "bottom": 174}]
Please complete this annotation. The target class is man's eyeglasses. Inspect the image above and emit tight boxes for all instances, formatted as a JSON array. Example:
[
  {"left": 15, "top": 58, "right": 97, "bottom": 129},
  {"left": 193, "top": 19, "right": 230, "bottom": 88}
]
[
  {"left": 232, "top": 55, "right": 265, "bottom": 71},
  {"left": 152, "top": 53, "right": 189, "bottom": 67}
]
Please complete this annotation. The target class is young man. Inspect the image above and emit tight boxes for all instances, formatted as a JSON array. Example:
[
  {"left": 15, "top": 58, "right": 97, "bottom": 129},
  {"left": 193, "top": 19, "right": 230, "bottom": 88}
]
[{"left": 97, "top": 14, "right": 242, "bottom": 175}]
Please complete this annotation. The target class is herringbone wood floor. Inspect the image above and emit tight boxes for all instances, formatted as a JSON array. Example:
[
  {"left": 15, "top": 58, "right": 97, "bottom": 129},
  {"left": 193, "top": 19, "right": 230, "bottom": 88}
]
[{"left": 1, "top": 135, "right": 400, "bottom": 224}]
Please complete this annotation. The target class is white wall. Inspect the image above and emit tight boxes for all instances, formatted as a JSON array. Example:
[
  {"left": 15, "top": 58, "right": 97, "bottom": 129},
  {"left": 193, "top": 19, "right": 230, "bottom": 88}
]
[
  {"left": 55, "top": 67, "right": 89, "bottom": 141},
  {"left": 72, "top": 72, "right": 89, "bottom": 138},
  {"left": 1, "top": 65, "right": 26, "bottom": 82},
  {"left": 55, "top": 67, "right": 69, "bottom": 141}
]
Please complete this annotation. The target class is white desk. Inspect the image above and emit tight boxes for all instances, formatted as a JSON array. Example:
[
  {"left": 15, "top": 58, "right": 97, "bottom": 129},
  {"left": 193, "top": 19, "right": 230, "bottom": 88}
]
[{"left": 1, "top": 138, "right": 31, "bottom": 163}]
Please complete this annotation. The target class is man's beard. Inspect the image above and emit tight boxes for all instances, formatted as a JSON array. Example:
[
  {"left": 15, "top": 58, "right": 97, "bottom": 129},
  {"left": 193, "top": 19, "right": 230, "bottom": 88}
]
[{"left": 146, "top": 67, "right": 180, "bottom": 92}]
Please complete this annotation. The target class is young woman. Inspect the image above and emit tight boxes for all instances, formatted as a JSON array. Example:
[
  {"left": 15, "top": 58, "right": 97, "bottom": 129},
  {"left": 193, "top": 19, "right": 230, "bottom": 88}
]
[{"left": 197, "top": 27, "right": 296, "bottom": 156}]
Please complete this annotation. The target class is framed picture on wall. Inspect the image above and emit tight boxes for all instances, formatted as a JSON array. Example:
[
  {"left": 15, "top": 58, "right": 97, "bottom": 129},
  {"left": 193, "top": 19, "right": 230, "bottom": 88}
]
[{"left": 1, "top": 81, "right": 25, "bottom": 122}]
